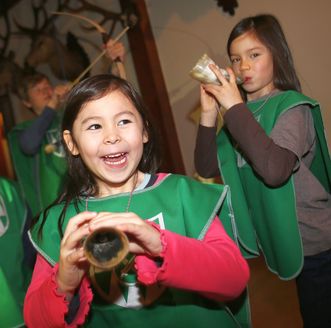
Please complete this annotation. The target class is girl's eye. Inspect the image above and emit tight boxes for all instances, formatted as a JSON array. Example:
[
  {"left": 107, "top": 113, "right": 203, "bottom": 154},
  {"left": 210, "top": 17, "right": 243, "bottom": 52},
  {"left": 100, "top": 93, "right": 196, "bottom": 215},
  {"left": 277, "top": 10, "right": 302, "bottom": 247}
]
[
  {"left": 118, "top": 119, "right": 132, "bottom": 127},
  {"left": 231, "top": 57, "right": 240, "bottom": 64},
  {"left": 250, "top": 52, "right": 260, "bottom": 59},
  {"left": 87, "top": 123, "right": 101, "bottom": 130}
]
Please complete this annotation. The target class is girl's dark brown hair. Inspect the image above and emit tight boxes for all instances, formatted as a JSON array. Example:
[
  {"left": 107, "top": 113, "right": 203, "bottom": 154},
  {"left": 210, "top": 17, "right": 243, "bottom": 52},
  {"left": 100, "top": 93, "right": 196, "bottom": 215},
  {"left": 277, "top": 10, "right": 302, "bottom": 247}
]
[
  {"left": 34, "top": 74, "right": 161, "bottom": 239},
  {"left": 227, "top": 14, "right": 301, "bottom": 94}
]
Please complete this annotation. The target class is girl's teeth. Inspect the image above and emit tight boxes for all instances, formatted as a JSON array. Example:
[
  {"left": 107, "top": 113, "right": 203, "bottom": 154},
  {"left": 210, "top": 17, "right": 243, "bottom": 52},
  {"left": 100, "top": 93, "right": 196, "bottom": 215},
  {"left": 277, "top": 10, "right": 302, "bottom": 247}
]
[
  {"left": 103, "top": 153, "right": 126, "bottom": 166},
  {"left": 105, "top": 152, "right": 124, "bottom": 158}
]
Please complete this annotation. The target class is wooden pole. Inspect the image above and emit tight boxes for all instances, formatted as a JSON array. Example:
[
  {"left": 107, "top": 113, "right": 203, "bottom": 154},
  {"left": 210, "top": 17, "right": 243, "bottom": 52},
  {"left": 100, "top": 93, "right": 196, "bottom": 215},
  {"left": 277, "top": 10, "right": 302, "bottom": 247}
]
[{"left": 119, "top": 0, "right": 185, "bottom": 174}]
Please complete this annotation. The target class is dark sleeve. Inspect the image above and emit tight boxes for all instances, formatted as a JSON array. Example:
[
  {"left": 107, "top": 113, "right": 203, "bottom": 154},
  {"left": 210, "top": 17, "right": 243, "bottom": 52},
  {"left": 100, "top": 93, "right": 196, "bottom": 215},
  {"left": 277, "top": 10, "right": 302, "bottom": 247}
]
[
  {"left": 22, "top": 206, "right": 37, "bottom": 269},
  {"left": 194, "top": 125, "right": 220, "bottom": 178},
  {"left": 223, "top": 103, "right": 297, "bottom": 187},
  {"left": 65, "top": 293, "right": 80, "bottom": 324},
  {"left": 18, "top": 107, "right": 56, "bottom": 155}
]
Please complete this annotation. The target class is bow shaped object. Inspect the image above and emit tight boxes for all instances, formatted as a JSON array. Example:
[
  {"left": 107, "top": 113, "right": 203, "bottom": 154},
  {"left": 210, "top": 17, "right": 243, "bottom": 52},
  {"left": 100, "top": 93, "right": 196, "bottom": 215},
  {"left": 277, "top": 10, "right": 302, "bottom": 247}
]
[
  {"left": 52, "top": 11, "right": 129, "bottom": 83},
  {"left": 44, "top": 11, "right": 130, "bottom": 155}
]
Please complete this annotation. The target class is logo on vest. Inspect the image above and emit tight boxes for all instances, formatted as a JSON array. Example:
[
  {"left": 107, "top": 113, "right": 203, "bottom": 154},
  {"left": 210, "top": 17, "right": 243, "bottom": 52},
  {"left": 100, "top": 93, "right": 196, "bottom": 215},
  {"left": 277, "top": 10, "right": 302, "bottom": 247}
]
[
  {"left": 0, "top": 196, "right": 9, "bottom": 237},
  {"left": 94, "top": 212, "right": 166, "bottom": 308},
  {"left": 46, "top": 128, "right": 66, "bottom": 158},
  {"left": 236, "top": 149, "right": 247, "bottom": 168}
]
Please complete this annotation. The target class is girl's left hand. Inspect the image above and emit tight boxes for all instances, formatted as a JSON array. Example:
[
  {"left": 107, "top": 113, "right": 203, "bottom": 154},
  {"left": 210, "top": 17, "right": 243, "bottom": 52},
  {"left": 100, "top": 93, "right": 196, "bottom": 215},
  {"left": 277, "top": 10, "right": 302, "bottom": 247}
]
[
  {"left": 88, "top": 212, "right": 162, "bottom": 257},
  {"left": 202, "top": 64, "right": 243, "bottom": 111}
]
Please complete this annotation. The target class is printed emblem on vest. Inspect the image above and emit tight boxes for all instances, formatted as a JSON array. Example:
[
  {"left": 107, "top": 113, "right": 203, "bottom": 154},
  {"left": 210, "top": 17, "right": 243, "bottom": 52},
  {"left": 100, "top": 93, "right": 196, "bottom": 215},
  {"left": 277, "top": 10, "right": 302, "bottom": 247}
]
[
  {"left": 236, "top": 150, "right": 247, "bottom": 168},
  {"left": 0, "top": 196, "right": 10, "bottom": 237},
  {"left": 95, "top": 213, "right": 166, "bottom": 308},
  {"left": 46, "top": 128, "right": 66, "bottom": 158}
]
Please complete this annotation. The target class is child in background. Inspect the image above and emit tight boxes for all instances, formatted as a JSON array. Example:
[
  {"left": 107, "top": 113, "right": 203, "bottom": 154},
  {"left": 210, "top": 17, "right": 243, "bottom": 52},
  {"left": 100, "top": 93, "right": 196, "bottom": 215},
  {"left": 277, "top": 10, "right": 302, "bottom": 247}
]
[
  {"left": 8, "top": 72, "right": 70, "bottom": 217},
  {"left": 8, "top": 39, "right": 127, "bottom": 217},
  {"left": 24, "top": 74, "right": 250, "bottom": 327},
  {"left": 194, "top": 14, "right": 331, "bottom": 327}
]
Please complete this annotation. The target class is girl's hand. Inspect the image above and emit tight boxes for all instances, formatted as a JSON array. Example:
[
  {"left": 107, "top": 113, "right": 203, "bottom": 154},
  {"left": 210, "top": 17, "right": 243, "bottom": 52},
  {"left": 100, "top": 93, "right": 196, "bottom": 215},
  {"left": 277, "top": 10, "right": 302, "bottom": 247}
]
[
  {"left": 203, "top": 64, "right": 243, "bottom": 111},
  {"left": 56, "top": 211, "right": 97, "bottom": 297},
  {"left": 89, "top": 212, "right": 162, "bottom": 257}
]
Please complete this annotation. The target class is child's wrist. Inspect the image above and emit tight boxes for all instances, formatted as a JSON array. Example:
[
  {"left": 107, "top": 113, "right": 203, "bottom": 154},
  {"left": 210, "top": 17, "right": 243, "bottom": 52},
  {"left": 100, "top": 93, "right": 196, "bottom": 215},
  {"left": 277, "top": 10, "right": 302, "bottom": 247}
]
[
  {"left": 56, "top": 275, "right": 76, "bottom": 301},
  {"left": 57, "top": 288, "right": 74, "bottom": 302},
  {"left": 200, "top": 109, "right": 218, "bottom": 127}
]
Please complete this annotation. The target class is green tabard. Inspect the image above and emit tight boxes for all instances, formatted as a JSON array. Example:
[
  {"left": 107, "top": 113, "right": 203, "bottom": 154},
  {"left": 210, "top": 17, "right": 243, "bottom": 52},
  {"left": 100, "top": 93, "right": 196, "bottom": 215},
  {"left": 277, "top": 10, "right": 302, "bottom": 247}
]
[
  {"left": 217, "top": 90, "right": 331, "bottom": 279},
  {"left": 8, "top": 114, "right": 67, "bottom": 216},
  {"left": 0, "top": 178, "right": 28, "bottom": 327},
  {"left": 30, "top": 174, "right": 250, "bottom": 328}
]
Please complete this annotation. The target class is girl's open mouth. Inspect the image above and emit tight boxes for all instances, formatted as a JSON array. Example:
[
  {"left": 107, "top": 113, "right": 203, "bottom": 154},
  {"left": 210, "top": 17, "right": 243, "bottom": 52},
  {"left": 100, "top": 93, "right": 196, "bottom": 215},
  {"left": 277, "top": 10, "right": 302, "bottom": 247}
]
[{"left": 102, "top": 152, "right": 127, "bottom": 167}]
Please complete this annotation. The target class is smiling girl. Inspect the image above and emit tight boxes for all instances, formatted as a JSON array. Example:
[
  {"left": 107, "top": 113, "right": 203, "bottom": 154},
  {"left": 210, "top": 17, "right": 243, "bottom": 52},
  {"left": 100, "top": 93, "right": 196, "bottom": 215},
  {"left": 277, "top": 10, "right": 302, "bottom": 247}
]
[{"left": 24, "top": 74, "right": 249, "bottom": 327}]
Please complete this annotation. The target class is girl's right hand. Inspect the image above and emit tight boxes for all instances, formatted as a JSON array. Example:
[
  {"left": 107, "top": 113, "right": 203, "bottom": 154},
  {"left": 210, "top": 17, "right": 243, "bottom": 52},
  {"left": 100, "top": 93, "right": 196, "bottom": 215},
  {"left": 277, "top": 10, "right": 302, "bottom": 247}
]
[{"left": 56, "top": 211, "right": 97, "bottom": 298}]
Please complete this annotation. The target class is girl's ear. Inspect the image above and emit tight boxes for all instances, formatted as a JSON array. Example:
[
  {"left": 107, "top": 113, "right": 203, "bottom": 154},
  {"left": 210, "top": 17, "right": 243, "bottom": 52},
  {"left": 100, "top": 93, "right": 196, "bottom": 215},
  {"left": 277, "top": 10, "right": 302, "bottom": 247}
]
[
  {"left": 63, "top": 130, "right": 79, "bottom": 155},
  {"left": 142, "top": 129, "right": 149, "bottom": 144}
]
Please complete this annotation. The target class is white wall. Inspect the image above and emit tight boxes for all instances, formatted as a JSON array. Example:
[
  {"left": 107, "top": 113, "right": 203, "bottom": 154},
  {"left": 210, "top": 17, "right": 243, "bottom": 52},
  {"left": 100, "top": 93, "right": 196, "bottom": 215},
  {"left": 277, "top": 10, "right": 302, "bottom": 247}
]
[
  {"left": 146, "top": 0, "right": 331, "bottom": 175},
  {"left": 5, "top": 0, "right": 331, "bottom": 175}
]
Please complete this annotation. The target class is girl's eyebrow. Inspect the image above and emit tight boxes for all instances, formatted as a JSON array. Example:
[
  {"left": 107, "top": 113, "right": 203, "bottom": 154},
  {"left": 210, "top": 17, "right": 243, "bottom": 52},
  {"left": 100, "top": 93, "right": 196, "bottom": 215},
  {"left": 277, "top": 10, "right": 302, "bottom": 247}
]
[
  {"left": 80, "top": 116, "right": 102, "bottom": 125},
  {"left": 114, "top": 110, "right": 136, "bottom": 117},
  {"left": 231, "top": 45, "right": 265, "bottom": 56},
  {"left": 80, "top": 110, "right": 136, "bottom": 125},
  {"left": 247, "top": 46, "right": 264, "bottom": 52}
]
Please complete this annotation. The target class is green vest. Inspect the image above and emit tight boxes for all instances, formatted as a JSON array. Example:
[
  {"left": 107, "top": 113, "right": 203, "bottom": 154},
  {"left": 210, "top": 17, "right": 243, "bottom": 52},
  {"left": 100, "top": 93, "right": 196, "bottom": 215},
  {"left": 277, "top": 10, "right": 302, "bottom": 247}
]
[
  {"left": 30, "top": 174, "right": 250, "bottom": 328},
  {"left": 8, "top": 114, "right": 67, "bottom": 216},
  {"left": 0, "top": 178, "right": 29, "bottom": 327},
  {"left": 217, "top": 90, "right": 331, "bottom": 279}
]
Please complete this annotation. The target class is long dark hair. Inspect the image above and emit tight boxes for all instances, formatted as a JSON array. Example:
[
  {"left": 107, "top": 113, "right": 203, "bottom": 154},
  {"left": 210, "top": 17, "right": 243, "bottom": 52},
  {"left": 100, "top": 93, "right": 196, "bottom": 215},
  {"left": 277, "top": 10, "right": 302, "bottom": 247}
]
[
  {"left": 227, "top": 14, "right": 301, "bottom": 93},
  {"left": 33, "top": 74, "right": 161, "bottom": 238}
]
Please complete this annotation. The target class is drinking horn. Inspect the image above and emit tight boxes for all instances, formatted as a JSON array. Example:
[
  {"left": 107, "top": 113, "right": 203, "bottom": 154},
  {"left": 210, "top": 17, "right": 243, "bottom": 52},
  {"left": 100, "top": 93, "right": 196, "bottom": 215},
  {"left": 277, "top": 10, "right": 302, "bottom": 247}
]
[{"left": 83, "top": 227, "right": 129, "bottom": 270}]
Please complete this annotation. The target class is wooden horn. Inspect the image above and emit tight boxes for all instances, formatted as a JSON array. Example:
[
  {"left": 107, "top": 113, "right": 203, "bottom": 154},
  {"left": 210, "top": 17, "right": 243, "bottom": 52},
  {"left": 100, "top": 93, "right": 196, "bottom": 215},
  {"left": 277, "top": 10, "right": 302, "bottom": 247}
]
[{"left": 83, "top": 227, "right": 129, "bottom": 270}]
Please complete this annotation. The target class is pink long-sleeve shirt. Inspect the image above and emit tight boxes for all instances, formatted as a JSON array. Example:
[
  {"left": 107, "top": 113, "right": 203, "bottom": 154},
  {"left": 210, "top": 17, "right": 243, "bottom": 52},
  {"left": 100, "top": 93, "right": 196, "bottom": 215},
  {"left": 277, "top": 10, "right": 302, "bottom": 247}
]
[
  {"left": 24, "top": 173, "right": 249, "bottom": 327},
  {"left": 24, "top": 217, "right": 249, "bottom": 327}
]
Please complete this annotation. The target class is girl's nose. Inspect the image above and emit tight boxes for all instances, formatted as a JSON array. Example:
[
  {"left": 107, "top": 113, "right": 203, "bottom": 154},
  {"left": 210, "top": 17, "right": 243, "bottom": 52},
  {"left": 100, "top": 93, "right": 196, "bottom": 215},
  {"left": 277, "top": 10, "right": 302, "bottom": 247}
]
[
  {"left": 104, "top": 132, "right": 120, "bottom": 144},
  {"left": 240, "top": 59, "right": 250, "bottom": 70}
]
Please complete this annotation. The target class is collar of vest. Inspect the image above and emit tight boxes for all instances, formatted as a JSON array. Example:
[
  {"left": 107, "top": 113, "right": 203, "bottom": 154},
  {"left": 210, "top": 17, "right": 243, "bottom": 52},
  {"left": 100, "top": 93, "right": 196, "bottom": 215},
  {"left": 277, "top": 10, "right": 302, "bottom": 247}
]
[{"left": 29, "top": 174, "right": 232, "bottom": 265}]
